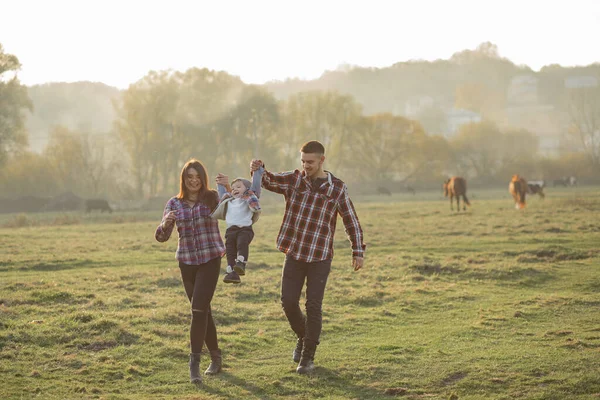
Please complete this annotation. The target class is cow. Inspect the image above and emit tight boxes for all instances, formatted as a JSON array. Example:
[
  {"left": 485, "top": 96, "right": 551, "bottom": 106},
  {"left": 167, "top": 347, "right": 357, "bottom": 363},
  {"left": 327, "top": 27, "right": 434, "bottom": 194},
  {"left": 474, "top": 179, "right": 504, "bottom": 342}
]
[
  {"left": 553, "top": 178, "right": 567, "bottom": 187},
  {"left": 509, "top": 175, "right": 527, "bottom": 209},
  {"left": 527, "top": 182, "right": 545, "bottom": 199},
  {"left": 85, "top": 199, "right": 113, "bottom": 213},
  {"left": 443, "top": 177, "right": 470, "bottom": 211},
  {"left": 553, "top": 176, "right": 577, "bottom": 187},
  {"left": 377, "top": 186, "right": 392, "bottom": 196}
]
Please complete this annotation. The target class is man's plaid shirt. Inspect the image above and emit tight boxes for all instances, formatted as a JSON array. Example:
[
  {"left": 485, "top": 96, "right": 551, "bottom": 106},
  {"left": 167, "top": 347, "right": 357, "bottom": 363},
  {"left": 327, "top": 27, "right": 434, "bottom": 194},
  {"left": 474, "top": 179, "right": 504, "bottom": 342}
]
[
  {"left": 155, "top": 196, "right": 225, "bottom": 265},
  {"left": 262, "top": 169, "right": 365, "bottom": 263}
]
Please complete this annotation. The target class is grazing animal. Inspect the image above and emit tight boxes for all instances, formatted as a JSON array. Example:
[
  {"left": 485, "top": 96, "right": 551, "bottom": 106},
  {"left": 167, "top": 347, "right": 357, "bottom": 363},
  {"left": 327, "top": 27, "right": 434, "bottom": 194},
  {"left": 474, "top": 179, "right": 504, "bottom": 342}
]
[
  {"left": 443, "top": 177, "right": 470, "bottom": 211},
  {"left": 527, "top": 183, "right": 545, "bottom": 199},
  {"left": 85, "top": 199, "right": 113, "bottom": 213},
  {"left": 509, "top": 175, "right": 527, "bottom": 209},
  {"left": 553, "top": 178, "right": 567, "bottom": 187},
  {"left": 405, "top": 186, "right": 416, "bottom": 195},
  {"left": 377, "top": 186, "right": 392, "bottom": 196},
  {"left": 553, "top": 176, "right": 577, "bottom": 187}
]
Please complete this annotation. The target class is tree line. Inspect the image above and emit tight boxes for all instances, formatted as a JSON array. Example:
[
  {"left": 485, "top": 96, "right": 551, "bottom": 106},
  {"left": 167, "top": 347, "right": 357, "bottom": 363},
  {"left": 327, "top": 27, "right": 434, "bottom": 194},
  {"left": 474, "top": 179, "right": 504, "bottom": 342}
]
[{"left": 1, "top": 43, "right": 598, "bottom": 201}]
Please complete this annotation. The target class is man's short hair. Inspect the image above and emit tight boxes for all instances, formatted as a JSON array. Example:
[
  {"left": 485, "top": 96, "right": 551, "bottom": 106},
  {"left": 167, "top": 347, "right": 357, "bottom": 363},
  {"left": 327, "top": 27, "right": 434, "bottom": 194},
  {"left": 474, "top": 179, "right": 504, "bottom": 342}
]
[{"left": 300, "top": 140, "right": 325, "bottom": 155}]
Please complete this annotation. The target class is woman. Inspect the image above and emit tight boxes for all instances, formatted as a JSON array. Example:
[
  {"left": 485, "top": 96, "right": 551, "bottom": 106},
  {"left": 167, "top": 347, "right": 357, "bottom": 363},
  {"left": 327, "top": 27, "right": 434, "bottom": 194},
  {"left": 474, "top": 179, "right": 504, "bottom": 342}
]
[{"left": 155, "top": 159, "right": 225, "bottom": 384}]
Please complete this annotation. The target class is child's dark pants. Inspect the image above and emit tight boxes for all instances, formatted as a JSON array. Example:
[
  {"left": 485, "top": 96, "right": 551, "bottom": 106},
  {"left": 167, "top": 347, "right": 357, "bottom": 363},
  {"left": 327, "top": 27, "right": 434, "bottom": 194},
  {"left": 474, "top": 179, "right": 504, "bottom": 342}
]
[{"left": 225, "top": 225, "right": 255, "bottom": 267}]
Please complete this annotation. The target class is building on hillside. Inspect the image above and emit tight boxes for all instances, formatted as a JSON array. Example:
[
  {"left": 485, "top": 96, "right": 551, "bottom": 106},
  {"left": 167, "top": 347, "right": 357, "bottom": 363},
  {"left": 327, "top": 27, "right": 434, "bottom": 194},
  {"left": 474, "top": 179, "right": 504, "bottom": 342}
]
[
  {"left": 507, "top": 75, "right": 539, "bottom": 105},
  {"left": 565, "top": 76, "right": 598, "bottom": 89},
  {"left": 503, "top": 74, "right": 583, "bottom": 156},
  {"left": 400, "top": 96, "right": 435, "bottom": 117}
]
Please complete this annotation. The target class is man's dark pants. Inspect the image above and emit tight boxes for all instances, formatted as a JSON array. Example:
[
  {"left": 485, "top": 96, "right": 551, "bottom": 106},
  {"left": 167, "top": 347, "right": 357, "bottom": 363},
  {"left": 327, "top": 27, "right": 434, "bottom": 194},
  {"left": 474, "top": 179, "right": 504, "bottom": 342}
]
[{"left": 280, "top": 256, "right": 331, "bottom": 348}]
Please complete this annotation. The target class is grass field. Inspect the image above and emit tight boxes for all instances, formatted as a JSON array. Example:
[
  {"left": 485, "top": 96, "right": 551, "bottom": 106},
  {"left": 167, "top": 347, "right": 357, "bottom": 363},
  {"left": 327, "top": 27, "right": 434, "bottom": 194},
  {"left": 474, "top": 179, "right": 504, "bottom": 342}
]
[{"left": 1, "top": 187, "right": 599, "bottom": 399}]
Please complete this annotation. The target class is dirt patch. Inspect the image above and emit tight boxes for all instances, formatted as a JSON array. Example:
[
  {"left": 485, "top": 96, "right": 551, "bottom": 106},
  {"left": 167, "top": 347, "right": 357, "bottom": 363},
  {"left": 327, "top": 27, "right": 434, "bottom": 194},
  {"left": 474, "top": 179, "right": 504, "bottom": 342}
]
[
  {"left": 384, "top": 387, "right": 408, "bottom": 396},
  {"left": 410, "top": 262, "right": 461, "bottom": 275},
  {"left": 545, "top": 330, "right": 573, "bottom": 337},
  {"left": 442, "top": 371, "right": 468, "bottom": 386},
  {"left": 80, "top": 341, "right": 118, "bottom": 351},
  {"left": 515, "top": 248, "right": 597, "bottom": 263}
]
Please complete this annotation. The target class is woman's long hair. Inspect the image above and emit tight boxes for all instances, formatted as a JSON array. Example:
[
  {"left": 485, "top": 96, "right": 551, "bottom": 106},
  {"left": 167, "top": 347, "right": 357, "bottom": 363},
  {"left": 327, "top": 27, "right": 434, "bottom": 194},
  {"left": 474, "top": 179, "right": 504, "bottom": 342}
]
[{"left": 176, "top": 159, "right": 218, "bottom": 211}]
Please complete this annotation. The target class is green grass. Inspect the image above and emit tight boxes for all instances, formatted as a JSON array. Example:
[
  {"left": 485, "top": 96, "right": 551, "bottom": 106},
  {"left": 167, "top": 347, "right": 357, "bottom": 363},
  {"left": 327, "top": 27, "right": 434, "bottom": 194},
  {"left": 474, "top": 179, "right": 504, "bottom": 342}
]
[{"left": 1, "top": 186, "right": 599, "bottom": 399}]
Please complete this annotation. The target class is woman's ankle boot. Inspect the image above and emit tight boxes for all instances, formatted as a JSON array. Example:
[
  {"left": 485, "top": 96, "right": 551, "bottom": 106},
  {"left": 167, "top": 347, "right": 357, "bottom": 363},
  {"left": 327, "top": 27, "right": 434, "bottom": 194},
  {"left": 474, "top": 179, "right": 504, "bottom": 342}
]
[
  {"left": 189, "top": 353, "right": 202, "bottom": 384},
  {"left": 205, "top": 349, "right": 222, "bottom": 375}
]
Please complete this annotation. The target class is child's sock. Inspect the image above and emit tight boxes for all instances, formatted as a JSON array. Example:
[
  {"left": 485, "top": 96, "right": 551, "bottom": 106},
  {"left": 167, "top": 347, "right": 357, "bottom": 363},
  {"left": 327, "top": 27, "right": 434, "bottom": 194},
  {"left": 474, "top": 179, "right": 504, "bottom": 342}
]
[{"left": 236, "top": 255, "right": 246, "bottom": 265}]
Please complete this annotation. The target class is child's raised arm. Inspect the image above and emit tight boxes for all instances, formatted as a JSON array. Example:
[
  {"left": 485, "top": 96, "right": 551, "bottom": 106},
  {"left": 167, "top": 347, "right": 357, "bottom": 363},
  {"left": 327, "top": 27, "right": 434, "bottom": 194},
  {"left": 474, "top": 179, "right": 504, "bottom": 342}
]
[
  {"left": 215, "top": 173, "right": 230, "bottom": 199},
  {"left": 250, "top": 166, "right": 264, "bottom": 198}
]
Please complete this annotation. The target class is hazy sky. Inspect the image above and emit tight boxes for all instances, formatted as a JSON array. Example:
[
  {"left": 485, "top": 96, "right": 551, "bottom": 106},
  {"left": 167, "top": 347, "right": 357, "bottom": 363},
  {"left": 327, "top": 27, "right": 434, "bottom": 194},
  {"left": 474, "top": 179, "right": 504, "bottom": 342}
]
[{"left": 2, "top": 0, "right": 599, "bottom": 88}]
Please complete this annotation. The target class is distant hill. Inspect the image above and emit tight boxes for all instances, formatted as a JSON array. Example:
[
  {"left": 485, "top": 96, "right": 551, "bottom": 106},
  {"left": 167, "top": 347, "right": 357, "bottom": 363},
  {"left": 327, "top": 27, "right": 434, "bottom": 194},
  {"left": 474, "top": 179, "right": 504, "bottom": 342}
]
[
  {"left": 265, "top": 46, "right": 529, "bottom": 116},
  {"left": 22, "top": 45, "right": 600, "bottom": 154},
  {"left": 263, "top": 46, "right": 600, "bottom": 156},
  {"left": 25, "top": 81, "right": 121, "bottom": 152}
]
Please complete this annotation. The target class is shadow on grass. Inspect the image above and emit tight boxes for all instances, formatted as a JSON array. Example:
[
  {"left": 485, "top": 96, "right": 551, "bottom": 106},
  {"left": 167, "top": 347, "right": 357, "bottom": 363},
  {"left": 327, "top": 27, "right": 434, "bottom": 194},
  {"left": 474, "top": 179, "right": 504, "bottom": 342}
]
[
  {"left": 201, "top": 370, "right": 277, "bottom": 399},
  {"left": 201, "top": 365, "right": 390, "bottom": 399},
  {"left": 0, "top": 258, "right": 114, "bottom": 272}
]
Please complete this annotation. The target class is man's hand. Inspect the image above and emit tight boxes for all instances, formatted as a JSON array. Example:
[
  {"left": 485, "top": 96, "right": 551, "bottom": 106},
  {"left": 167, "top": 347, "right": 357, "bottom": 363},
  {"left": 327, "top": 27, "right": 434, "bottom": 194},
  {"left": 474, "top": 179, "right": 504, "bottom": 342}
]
[
  {"left": 215, "top": 173, "right": 229, "bottom": 187},
  {"left": 352, "top": 256, "right": 363, "bottom": 271},
  {"left": 250, "top": 159, "right": 263, "bottom": 172}
]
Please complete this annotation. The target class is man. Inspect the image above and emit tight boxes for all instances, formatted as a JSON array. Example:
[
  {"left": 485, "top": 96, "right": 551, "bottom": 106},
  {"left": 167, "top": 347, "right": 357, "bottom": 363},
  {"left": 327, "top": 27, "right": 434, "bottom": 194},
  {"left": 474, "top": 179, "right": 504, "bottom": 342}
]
[{"left": 250, "top": 140, "right": 365, "bottom": 374}]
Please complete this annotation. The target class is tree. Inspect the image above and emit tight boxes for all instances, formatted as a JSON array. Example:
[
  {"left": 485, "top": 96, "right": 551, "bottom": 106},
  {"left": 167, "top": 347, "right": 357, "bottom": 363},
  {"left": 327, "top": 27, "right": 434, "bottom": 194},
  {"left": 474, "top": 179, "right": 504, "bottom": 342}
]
[
  {"left": 567, "top": 82, "right": 600, "bottom": 166},
  {"left": 114, "top": 68, "right": 246, "bottom": 197},
  {"left": 114, "top": 70, "right": 181, "bottom": 197},
  {"left": 454, "top": 82, "right": 505, "bottom": 120},
  {"left": 451, "top": 121, "right": 539, "bottom": 181},
  {"left": 450, "top": 120, "right": 505, "bottom": 179},
  {"left": 44, "top": 126, "right": 87, "bottom": 193},
  {"left": 0, "top": 151, "right": 59, "bottom": 197},
  {"left": 349, "top": 113, "right": 417, "bottom": 182},
  {"left": 215, "top": 85, "right": 281, "bottom": 176},
  {"left": 279, "top": 91, "right": 362, "bottom": 171},
  {"left": 0, "top": 43, "right": 32, "bottom": 165}
]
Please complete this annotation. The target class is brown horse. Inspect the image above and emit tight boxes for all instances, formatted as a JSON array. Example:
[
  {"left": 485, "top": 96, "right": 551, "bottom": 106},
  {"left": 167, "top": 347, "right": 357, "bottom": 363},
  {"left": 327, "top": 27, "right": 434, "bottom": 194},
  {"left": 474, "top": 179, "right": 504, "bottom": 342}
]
[
  {"left": 509, "top": 175, "right": 527, "bottom": 209},
  {"left": 443, "top": 177, "right": 470, "bottom": 211}
]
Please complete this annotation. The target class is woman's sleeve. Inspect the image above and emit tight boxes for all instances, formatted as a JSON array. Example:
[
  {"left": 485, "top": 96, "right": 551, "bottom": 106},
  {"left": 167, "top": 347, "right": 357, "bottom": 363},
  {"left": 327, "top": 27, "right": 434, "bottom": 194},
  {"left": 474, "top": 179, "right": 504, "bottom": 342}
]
[{"left": 155, "top": 200, "right": 175, "bottom": 242}]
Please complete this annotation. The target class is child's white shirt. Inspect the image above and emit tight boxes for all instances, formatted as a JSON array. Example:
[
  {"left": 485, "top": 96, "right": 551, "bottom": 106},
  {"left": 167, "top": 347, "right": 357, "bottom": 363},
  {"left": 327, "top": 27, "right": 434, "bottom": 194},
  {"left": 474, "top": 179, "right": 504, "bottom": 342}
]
[{"left": 226, "top": 198, "right": 253, "bottom": 227}]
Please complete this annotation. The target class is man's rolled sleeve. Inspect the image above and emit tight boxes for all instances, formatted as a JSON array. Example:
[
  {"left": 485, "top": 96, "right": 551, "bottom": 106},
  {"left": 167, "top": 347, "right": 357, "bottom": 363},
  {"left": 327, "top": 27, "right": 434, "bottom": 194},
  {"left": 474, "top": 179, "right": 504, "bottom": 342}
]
[
  {"left": 261, "top": 169, "right": 297, "bottom": 195},
  {"left": 337, "top": 185, "right": 366, "bottom": 258}
]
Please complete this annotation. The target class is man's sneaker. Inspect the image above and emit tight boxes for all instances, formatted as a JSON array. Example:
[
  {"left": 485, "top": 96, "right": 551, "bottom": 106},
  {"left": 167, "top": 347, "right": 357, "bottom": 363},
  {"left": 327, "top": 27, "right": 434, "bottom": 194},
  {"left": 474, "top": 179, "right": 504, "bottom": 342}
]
[
  {"left": 293, "top": 338, "right": 303, "bottom": 363},
  {"left": 223, "top": 271, "right": 241, "bottom": 284},
  {"left": 234, "top": 260, "right": 246, "bottom": 276},
  {"left": 296, "top": 358, "right": 315, "bottom": 374},
  {"left": 296, "top": 342, "right": 316, "bottom": 374}
]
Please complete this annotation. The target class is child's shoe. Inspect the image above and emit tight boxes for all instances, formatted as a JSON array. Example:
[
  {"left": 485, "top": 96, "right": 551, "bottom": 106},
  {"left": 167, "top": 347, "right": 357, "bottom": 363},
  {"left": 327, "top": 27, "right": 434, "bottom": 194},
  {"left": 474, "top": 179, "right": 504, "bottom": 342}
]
[
  {"left": 234, "top": 260, "right": 246, "bottom": 276},
  {"left": 223, "top": 270, "right": 241, "bottom": 284}
]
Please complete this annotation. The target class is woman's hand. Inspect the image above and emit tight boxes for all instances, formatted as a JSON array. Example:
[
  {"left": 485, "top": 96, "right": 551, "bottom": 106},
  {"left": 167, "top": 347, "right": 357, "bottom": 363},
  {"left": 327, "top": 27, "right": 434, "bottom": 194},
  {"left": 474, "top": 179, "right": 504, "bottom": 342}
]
[
  {"left": 162, "top": 210, "right": 177, "bottom": 229},
  {"left": 215, "top": 173, "right": 229, "bottom": 186}
]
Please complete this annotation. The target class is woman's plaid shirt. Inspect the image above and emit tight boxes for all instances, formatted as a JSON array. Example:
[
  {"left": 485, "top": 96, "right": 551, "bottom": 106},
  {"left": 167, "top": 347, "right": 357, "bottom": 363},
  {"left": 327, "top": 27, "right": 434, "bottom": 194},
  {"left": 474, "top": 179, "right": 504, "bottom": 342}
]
[
  {"left": 262, "top": 169, "right": 365, "bottom": 263},
  {"left": 155, "top": 196, "right": 225, "bottom": 265}
]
